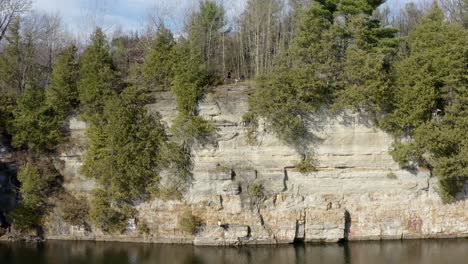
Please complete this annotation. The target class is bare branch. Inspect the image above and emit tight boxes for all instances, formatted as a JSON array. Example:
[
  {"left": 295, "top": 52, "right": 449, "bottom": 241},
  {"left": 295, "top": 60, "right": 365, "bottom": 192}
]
[{"left": 0, "top": 0, "right": 31, "bottom": 43}]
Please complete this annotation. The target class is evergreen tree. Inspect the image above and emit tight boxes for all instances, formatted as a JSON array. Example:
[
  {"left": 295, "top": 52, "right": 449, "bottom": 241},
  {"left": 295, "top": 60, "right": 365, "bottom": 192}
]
[
  {"left": 77, "top": 28, "right": 118, "bottom": 123},
  {"left": 0, "top": 96, "right": 15, "bottom": 135},
  {"left": 380, "top": 5, "right": 468, "bottom": 202},
  {"left": 170, "top": 39, "right": 214, "bottom": 145},
  {"left": 10, "top": 87, "right": 62, "bottom": 153},
  {"left": 334, "top": 14, "right": 399, "bottom": 113},
  {"left": 46, "top": 45, "right": 79, "bottom": 115},
  {"left": 9, "top": 161, "right": 61, "bottom": 232},
  {"left": 142, "top": 24, "right": 175, "bottom": 91},
  {"left": 250, "top": 0, "right": 387, "bottom": 146},
  {"left": 188, "top": 0, "right": 226, "bottom": 75},
  {"left": 81, "top": 86, "right": 167, "bottom": 201}
]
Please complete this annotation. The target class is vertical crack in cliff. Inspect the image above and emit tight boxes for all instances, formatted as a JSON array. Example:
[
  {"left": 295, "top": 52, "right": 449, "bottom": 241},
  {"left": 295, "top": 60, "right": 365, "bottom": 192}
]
[
  {"left": 219, "top": 195, "right": 224, "bottom": 211},
  {"left": 343, "top": 209, "right": 351, "bottom": 241},
  {"left": 282, "top": 167, "right": 294, "bottom": 192},
  {"left": 294, "top": 210, "right": 306, "bottom": 243}
]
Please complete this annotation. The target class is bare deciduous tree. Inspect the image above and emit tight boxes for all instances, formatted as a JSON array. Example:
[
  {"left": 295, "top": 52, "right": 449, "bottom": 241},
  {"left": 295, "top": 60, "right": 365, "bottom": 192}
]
[{"left": 0, "top": 0, "right": 31, "bottom": 44}]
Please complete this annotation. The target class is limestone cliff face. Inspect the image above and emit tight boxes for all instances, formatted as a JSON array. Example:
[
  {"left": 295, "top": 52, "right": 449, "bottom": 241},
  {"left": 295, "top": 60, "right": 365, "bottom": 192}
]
[{"left": 47, "top": 84, "right": 467, "bottom": 245}]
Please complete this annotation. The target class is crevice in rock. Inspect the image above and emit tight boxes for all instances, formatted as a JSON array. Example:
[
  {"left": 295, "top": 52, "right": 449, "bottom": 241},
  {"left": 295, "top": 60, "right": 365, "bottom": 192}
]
[
  {"left": 343, "top": 209, "right": 352, "bottom": 241},
  {"left": 219, "top": 195, "right": 224, "bottom": 210},
  {"left": 282, "top": 167, "right": 291, "bottom": 192},
  {"left": 231, "top": 170, "right": 236, "bottom": 181},
  {"left": 294, "top": 211, "right": 306, "bottom": 243},
  {"left": 246, "top": 226, "right": 252, "bottom": 238},
  {"left": 257, "top": 212, "right": 265, "bottom": 226},
  {"left": 335, "top": 166, "right": 355, "bottom": 169}
]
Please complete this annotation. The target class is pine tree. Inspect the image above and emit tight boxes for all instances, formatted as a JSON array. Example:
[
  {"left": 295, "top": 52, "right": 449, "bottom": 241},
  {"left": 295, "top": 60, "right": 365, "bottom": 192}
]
[
  {"left": 46, "top": 45, "right": 79, "bottom": 115},
  {"left": 188, "top": 0, "right": 226, "bottom": 75},
  {"left": 77, "top": 28, "right": 118, "bottom": 123},
  {"left": 142, "top": 24, "right": 175, "bottom": 91},
  {"left": 334, "top": 14, "right": 399, "bottom": 113}
]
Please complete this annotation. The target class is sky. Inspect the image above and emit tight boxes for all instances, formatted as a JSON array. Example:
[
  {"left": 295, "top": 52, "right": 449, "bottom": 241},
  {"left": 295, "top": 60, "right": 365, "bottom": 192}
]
[{"left": 33, "top": 0, "right": 414, "bottom": 34}]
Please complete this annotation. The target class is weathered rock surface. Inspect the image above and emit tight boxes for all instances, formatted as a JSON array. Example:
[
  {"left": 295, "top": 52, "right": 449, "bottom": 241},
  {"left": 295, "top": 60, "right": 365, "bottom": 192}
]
[{"left": 33, "top": 84, "right": 468, "bottom": 244}]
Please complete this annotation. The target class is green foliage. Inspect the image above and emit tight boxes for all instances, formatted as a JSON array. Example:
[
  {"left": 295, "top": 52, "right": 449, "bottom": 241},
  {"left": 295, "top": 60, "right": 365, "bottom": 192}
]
[
  {"left": 158, "top": 142, "right": 193, "bottom": 184},
  {"left": 8, "top": 204, "right": 42, "bottom": 233},
  {"left": 380, "top": 5, "right": 468, "bottom": 201},
  {"left": 249, "top": 1, "right": 351, "bottom": 146},
  {"left": 8, "top": 44, "right": 79, "bottom": 154},
  {"left": 77, "top": 28, "right": 119, "bottom": 123},
  {"left": 88, "top": 189, "right": 132, "bottom": 233},
  {"left": 151, "top": 185, "right": 183, "bottom": 201},
  {"left": 10, "top": 87, "right": 62, "bottom": 153},
  {"left": 333, "top": 15, "right": 398, "bottom": 113},
  {"left": 142, "top": 25, "right": 175, "bottom": 90},
  {"left": 57, "top": 192, "right": 89, "bottom": 227},
  {"left": 380, "top": 6, "right": 466, "bottom": 136},
  {"left": 386, "top": 172, "right": 397, "bottom": 180},
  {"left": 250, "top": 68, "right": 325, "bottom": 146},
  {"left": 172, "top": 40, "right": 210, "bottom": 116},
  {"left": 215, "top": 163, "right": 231, "bottom": 174},
  {"left": 188, "top": 0, "right": 225, "bottom": 74},
  {"left": 177, "top": 210, "right": 203, "bottom": 234},
  {"left": 137, "top": 221, "right": 150, "bottom": 235},
  {"left": 248, "top": 182, "right": 265, "bottom": 198},
  {"left": 9, "top": 161, "right": 61, "bottom": 232},
  {"left": 295, "top": 155, "right": 317, "bottom": 174},
  {"left": 17, "top": 163, "right": 49, "bottom": 208},
  {"left": 148, "top": 142, "right": 193, "bottom": 201},
  {"left": 81, "top": 86, "right": 166, "bottom": 201},
  {"left": 0, "top": 96, "right": 15, "bottom": 134},
  {"left": 171, "top": 115, "right": 215, "bottom": 146},
  {"left": 46, "top": 45, "right": 79, "bottom": 114},
  {"left": 170, "top": 39, "right": 215, "bottom": 145},
  {"left": 242, "top": 111, "right": 258, "bottom": 145}
]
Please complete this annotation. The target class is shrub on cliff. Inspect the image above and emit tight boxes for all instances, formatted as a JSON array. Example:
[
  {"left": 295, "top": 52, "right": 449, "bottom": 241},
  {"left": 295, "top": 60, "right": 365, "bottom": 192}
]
[
  {"left": 57, "top": 192, "right": 89, "bottom": 227},
  {"left": 177, "top": 210, "right": 203, "bottom": 235},
  {"left": 88, "top": 189, "right": 133, "bottom": 233},
  {"left": 9, "top": 161, "right": 61, "bottom": 232},
  {"left": 0, "top": 96, "right": 15, "bottom": 134}
]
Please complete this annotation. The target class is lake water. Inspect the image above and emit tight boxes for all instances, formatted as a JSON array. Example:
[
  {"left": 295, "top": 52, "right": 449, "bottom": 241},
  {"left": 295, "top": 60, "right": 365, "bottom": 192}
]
[{"left": 1, "top": 239, "right": 467, "bottom": 264}]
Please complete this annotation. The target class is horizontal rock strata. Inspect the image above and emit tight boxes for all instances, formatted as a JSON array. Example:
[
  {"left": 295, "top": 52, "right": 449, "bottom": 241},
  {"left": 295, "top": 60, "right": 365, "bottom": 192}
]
[{"left": 37, "top": 84, "right": 468, "bottom": 245}]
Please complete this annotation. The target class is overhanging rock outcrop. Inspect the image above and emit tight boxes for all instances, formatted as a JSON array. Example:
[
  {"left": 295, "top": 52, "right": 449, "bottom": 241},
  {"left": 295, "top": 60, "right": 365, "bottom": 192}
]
[{"left": 41, "top": 84, "right": 467, "bottom": 245}]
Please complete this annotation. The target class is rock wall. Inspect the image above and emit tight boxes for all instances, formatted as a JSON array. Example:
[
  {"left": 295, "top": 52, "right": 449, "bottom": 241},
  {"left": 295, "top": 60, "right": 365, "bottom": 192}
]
[{"left": 44, "top": 84, "right": 467, "bottom": 245}]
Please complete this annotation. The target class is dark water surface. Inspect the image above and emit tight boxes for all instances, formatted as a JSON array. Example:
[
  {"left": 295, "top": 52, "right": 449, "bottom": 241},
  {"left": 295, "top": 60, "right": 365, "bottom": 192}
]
[{"left": 1, "top": 239, "right": 467, "bottom": 264}]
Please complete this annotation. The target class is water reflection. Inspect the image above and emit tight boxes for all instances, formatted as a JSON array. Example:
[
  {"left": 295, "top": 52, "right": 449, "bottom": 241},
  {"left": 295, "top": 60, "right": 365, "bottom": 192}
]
[{"left": 0, "top": 239, "right": 467, "bottom": 264}]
